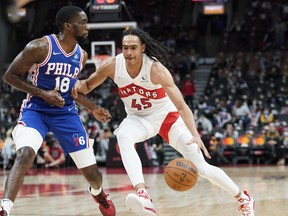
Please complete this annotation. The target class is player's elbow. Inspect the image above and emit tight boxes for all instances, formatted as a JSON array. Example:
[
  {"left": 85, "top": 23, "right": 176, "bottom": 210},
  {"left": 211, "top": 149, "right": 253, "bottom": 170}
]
[{"left": 3, "top": 72, "right": 14, "bottom": 86}]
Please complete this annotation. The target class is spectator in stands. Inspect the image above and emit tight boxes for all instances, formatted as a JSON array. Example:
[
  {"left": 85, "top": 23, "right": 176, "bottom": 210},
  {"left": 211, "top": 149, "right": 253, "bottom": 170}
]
[
  {"left": 223, "top": 123, "right": 239, "bottom": 139},
  {"left": 95, "top": 126, "right": 113, "bottom": 162},
  {"left": 207, "top": 133, "right": 229, "bottom": 166},
  {"left": 197, "top": 95, "right": 210, "bottom": 114},
  {"left": 267, "top": 90, "right": 282, "bottom": 109},
  {"left": 181, "top": 74, "right": 196, "bottom": 109},
  {"left": 149, "top": 134, "right": 165, "bottom": 166},
  {"left": 214, "top": 98, "right": 232, "bottom": 129},
  {"left": 43, "top": 132, "right": 65, "bottom": 168},
  {"left": 258, "top": 107, "right": 275, "bottom": 128},
  {"left": 0, "top": 93, "right": 14, "bottom": 126},
  {"left": 2, "top": 128, "right": 16, "bottom": 170},
  {"left": 266, "top": 122, "right": 284, "bottom": 165},
  {"left": 232, "top": 98, "right": 252, "bottom": 132},
  {"left": 196, "top": 110, "right": 213, "bottom": 136}
]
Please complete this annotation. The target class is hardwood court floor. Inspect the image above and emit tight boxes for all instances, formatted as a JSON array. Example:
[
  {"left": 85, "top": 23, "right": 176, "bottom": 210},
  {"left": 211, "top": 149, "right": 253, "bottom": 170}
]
[{"left": 0, "top": 165, "right": 287, "bottom": 216}]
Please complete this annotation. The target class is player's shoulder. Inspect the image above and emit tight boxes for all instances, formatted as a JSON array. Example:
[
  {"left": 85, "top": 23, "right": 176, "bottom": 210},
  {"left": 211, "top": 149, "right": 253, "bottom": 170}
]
[
  {"left": 151, "top": 61, "right": 167, "bottom": 74},
  {"left": 150, "top": 61, "right": 170, "bottom": 84},
  {"left": 81, "top": 48, "right": 88, "bottom": 60},
  {"left": 25, "top": 36, "right": 49, "bottom": 53}
]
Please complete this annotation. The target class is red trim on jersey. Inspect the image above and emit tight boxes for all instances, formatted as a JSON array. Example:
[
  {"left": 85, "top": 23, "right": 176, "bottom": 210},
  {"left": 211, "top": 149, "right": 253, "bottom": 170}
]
[
  {"left": 80, "top": 49, "right": 84, "bottom": 71},
  {"left": 118, "top": 83, "right": 166, "bottom": 99},
  {"left": 159, "top": 111, "right": 179, "bottom": 143},
  {"left": 33, "top": 65, "right": 39, "bottom": 86},
  {"left": 52, "top": 34, "right": 78, "bottom": 57},
  {"left": 20, "top": 94, "right": 32, "bottom": 113},
  {"left": 38, "top": 36, "right": 52, "bottom": 67},
  {"left": 18, "top": 121, "right": 26, "bottom": 126}
]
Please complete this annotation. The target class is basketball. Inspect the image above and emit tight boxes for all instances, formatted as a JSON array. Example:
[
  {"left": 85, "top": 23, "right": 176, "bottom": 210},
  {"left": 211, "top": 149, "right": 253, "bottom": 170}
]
[{"left": 164, "top": 158, "right": 198, "bottom": 192}]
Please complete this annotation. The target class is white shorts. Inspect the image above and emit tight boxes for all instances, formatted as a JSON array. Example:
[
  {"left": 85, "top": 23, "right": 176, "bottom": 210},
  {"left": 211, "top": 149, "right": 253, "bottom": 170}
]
[
  {"left": 69, "top": 138, "right": 96, "bottom": 169},
  {"left": 114, "top": 111, "right": 189, "bottom": 146},
  {"left": 12, "top": 124, "right": 43, "bottom": 153},
  {"left": 12, "top": 124, "right": 96, "bottom": 169}
]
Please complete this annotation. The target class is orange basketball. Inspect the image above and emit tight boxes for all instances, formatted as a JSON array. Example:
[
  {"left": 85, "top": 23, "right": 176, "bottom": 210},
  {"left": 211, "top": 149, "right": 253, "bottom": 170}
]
[{"left": 164, "top": 158, "right": 198, "bottom": 192}]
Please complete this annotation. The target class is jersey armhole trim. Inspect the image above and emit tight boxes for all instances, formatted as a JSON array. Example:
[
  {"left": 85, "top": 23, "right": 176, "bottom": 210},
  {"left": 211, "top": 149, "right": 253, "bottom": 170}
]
[{"left": 38, "top": 36, "right": 52, "bottom": 67}]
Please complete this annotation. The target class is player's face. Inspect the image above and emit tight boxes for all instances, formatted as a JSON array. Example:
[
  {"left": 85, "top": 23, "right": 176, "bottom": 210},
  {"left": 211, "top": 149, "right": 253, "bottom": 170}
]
[
  {"left": 70, "top": 11, "right": 89, "bottom": 43},
  {"left": 122, "top": 35, "right": 145, "bottom": 66}
]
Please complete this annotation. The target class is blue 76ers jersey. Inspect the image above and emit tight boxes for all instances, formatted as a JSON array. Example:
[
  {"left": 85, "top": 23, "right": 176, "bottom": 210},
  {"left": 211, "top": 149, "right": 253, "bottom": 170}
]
[{"left": 22, "top": 34, "right": 84, "bottom": 113}]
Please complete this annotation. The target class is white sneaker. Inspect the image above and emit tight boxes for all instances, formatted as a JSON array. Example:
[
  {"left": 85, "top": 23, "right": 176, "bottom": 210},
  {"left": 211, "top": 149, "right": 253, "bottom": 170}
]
[
  {"left": 238, "top": 191, "right": 255, "bottom": 216},
  {"left": 126, "top": 189, "right": 156, "bottom": 216}
]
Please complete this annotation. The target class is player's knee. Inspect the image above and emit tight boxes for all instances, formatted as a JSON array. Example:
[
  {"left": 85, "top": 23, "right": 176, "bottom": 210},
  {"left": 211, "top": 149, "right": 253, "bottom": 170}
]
[
  {"left": 114, "top": 128, "right": 128, "bottom": 140},
  {"left": 14, "top": 147, "right": 36, "bottom": 169},
  {"left": 115, "top": 130, "right": 135, "bottom": 149}
]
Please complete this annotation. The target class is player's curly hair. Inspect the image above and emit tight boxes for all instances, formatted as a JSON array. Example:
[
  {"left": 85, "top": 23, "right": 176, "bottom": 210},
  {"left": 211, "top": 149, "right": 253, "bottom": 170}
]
[
  {"left": 56, "top": 6, "right": 83, "bottom": 32},
  {"left": 122, "top": 28, "right": 170, "bottom": 64}
]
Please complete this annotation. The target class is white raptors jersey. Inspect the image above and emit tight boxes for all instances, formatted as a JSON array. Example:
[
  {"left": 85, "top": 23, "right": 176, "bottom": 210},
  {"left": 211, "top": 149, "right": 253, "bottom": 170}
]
[{"left": 114, "top": 53, "right": 176, "bottom": 116}]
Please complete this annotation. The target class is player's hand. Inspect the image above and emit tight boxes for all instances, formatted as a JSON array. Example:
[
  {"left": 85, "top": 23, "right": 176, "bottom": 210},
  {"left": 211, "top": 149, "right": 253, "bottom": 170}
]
[
  {"left": 41, "top": 89, "right": 65, "bottom": 107},
  {"left": 71, "top": 80, "right": 80, "bottom": 99},
  {"left": 92, "top": 106, "right": 112, "bottom": 124},
  {"left": 187, "top": 135, "right": 211, "bottom": 159}
]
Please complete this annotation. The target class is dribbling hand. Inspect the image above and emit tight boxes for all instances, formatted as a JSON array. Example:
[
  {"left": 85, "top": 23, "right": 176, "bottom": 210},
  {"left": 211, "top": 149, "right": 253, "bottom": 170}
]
[{"left": 187, "top": 136, "right": 211, "bottom": 159}]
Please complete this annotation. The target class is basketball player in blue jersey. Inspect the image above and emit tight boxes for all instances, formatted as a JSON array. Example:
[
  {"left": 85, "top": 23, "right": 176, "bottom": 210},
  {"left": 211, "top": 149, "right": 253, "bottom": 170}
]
[
  {"left": 1, "top": 6, "right": 115, "bottom": 216},
  {"left": 73, "top": 28, "right": 255, "bottom": 216}
]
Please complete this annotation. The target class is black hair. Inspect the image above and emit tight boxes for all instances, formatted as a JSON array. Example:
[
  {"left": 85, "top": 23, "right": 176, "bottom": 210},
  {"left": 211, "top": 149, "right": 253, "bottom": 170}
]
[
  {"left": 55, "top": 6, "right": 83, "bottom": 32},
  {"left": 122, "top": 28, "right": 170, "bottom": 64}
]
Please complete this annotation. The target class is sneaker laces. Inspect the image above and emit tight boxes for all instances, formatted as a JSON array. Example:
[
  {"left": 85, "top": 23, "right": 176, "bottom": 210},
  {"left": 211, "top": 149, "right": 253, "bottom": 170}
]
[
  {"left": 136, "top": 189, "right": 156, "bottom": 214},
  {"left": 137, "top": 189, "right": 151, "bottom": 201},
  {"left": 238, "top": 197, "right": 252, "bottom": 214},
  {"left": 95, "top": 191, "right": 110, "bottom": 209}
]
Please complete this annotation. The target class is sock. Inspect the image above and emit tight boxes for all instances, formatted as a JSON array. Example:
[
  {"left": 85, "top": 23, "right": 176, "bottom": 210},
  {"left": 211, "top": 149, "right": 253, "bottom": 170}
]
[
  {"left": 1, "top": 198, "right": 13, "bottom": 215},
  {"left": 238, "top": 191, "right": 249, "bottom": 201},
  {"left": 137, "top": 188, "right": 152, "bottom": 200},
  {"left": 90, "top": 186, "right": 102, "bottom": 196},
  {"left": 137, "top": 188, "right": 147, "bottom": 194}
]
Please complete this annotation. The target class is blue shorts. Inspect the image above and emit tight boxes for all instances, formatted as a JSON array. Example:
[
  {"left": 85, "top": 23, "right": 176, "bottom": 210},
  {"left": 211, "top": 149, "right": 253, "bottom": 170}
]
[{"left": 18, "top": 109, "right": 89, "bottom": 154}]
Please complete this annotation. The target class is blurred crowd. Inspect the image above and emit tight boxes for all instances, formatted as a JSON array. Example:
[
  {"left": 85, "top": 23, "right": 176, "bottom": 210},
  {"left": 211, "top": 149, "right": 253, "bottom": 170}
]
[{"left": 1, "top": 0, "right": 288, "bottom": 168}]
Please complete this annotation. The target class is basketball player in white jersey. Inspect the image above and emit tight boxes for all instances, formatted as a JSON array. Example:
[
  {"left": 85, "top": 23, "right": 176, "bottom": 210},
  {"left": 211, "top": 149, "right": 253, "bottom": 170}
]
[{"left": 73, "top": 28, "right": 255, "bottom": 216}]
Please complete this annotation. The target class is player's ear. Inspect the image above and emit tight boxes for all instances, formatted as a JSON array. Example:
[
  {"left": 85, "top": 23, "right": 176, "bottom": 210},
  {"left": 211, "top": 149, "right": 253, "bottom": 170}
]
[
  {"left": 142, "top": 44, "right": 146, "bottom": 53},
  {"left": 64, "top": 22, "right": 71, "bottom": 30}
]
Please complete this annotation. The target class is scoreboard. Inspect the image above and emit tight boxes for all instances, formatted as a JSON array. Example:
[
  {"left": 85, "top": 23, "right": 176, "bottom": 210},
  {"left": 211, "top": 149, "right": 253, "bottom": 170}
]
[
  {"left": 90, "top": 0, "right": 122, "bottom": 21},
  {"left": 90, "top": 0, "right": 121, "bottom": 13}
]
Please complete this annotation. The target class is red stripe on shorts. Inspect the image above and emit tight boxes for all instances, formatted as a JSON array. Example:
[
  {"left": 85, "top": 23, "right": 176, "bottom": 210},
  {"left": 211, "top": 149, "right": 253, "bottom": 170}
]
[{"left": 159, "top": 111, "right": 179, "bottom": 143}]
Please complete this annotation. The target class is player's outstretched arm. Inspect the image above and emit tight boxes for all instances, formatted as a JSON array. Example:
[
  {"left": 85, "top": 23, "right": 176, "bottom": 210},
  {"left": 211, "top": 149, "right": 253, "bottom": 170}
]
[{"left": 72, "top": 57, "right": 116, "bottom": 97}]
